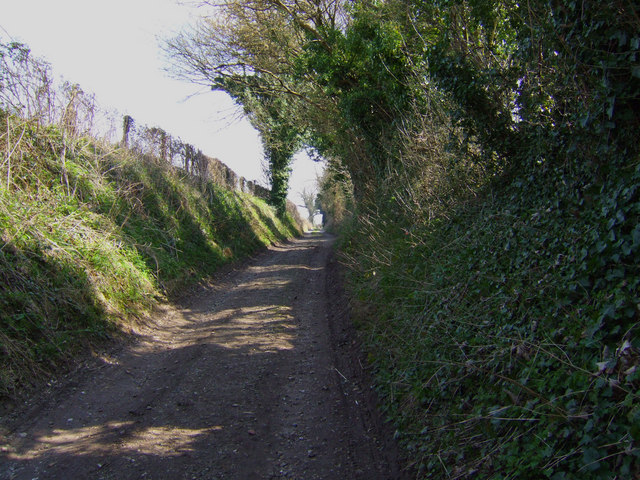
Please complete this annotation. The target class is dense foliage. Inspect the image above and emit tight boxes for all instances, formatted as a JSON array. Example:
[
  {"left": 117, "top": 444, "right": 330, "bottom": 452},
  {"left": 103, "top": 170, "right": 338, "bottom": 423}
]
[
  {"left": 343, "top": 159, "right": 640, "bottom": 478},
  {"left": 166, "top": 1, "right": 640, "bottom": 476},
  {"left": 164, "top": 0, "right": 314, "bottom": 215},
  {"left": 332, "top": 1, "right": 640, "bottom": 477}
]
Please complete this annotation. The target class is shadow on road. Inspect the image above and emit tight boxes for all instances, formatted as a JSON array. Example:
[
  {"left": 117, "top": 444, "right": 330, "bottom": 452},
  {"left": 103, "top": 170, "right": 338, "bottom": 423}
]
[{"left": 1, "top": 232, "right": 403, "bottom": 480}]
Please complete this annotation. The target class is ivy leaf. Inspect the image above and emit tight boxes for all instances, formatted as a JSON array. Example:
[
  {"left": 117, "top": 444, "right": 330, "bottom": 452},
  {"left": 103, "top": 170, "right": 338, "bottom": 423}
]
[
  {"left": 581, "top": 447, "right": 602, "bottom": 471},
  {"left": 606, "top": 97, "right": 615, "bottom": 119},
  {"left": 632, "top": 225, "right": 640, "bottom": 247}
]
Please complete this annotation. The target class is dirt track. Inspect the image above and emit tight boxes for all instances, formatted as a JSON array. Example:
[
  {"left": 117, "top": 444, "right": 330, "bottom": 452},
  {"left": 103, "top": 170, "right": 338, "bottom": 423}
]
[{"left": 0, "top": 232, "right": 405, "bottom": 479}]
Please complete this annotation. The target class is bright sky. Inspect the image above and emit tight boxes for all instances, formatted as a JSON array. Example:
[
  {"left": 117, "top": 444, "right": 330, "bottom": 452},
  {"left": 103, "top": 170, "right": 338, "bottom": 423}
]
[{"left": 0, "top": 0, "right": 322, "bottom": 205}]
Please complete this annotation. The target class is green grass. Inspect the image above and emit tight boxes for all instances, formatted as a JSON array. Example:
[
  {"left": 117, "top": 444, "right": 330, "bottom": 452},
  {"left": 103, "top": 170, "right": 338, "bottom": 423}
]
[
  {"left": 0, "top": 115, "right": 302, "bottom": 398},
  {"left": 340, "top": 158, "right": 640, "bottom": 478}
]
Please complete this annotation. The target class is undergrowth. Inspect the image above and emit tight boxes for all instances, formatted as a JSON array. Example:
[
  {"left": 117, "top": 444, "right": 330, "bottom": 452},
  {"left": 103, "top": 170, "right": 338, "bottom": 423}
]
[
  {"left": 0, "top": 114, "right": 301, "bottom": 399},
  {"left": 341, "top": 157, "right": 640, "bottom": 478}
]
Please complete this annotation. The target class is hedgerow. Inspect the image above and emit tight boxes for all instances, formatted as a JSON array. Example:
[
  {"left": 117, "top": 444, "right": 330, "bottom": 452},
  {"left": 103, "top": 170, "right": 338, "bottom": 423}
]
[{"left": 342, "top": 154, "right": 639, "bottom": 477}]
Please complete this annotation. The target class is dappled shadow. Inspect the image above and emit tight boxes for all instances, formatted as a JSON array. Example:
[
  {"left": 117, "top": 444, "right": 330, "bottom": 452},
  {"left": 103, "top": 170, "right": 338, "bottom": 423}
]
[
  {"left": 1, "top": 344, "right": 292, "bottom": 479},
  {"left": 105, "top": 160, "right": 226, "bottom": 277},
  {"left": 0, "top": 233, "right": 340, "bottom": 480},
  {"left": 0, "top": 239, "right": 109, "bottom": 401},
  {"left": 81, "top": 155, "right": 298, "bottom": 290}
]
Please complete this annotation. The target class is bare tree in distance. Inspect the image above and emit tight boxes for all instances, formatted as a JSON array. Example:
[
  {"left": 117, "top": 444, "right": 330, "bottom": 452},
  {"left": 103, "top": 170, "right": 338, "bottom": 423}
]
[{"left": 299, "top": 187, "right": 316, "bottom": 224}]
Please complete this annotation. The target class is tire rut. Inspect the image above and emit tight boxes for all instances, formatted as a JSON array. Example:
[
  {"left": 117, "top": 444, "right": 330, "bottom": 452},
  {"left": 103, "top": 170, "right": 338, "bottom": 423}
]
[{"left": 0, "top": 232, "right": 405, "bottom": 480}]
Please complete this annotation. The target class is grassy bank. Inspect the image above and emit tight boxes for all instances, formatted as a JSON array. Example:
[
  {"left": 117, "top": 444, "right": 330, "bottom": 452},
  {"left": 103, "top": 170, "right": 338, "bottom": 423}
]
[
  {"left": 339, "top": 155, "right": 640, "bottom": 478},
  {"left": 0, "top": 114, "right": 302, "bottom": 399}
]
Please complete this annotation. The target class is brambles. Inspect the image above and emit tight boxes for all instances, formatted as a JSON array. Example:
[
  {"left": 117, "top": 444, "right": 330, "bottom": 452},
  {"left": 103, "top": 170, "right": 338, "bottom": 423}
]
[
  {"left": 325, "top": 1, "right": 640, "bottom": 478},
  {"left": 343, "top": 157, "right": 640, "bottom": 477}
]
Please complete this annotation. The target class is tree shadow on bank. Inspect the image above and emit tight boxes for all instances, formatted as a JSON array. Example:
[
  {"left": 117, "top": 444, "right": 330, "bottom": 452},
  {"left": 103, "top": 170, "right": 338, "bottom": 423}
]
[
  {"left": 0, "top": 152, "right": 302, "bottom": 410},
  {"left": 0, "top": 239, "right": 110, "bottom": 405}
]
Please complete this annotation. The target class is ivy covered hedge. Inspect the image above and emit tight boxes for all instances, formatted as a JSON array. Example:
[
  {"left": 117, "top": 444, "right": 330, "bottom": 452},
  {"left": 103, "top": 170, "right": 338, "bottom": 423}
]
[{"left": 343, "top": 156, "right": 639, "bottom": 478}]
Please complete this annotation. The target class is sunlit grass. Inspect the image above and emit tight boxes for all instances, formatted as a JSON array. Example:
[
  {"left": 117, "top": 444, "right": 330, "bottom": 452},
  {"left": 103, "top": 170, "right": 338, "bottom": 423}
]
[{"left": 0, "top": 114, "right": 302, "bottom": 398}]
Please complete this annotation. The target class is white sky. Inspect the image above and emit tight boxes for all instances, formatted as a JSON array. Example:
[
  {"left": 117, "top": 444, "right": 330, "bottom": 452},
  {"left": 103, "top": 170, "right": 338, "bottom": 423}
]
[{"left": 0, "top": 0, "right": 322, "bottom": 205}]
